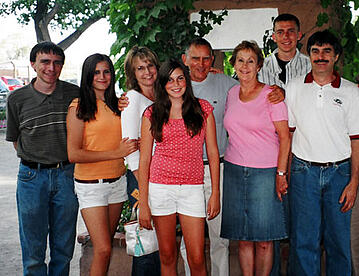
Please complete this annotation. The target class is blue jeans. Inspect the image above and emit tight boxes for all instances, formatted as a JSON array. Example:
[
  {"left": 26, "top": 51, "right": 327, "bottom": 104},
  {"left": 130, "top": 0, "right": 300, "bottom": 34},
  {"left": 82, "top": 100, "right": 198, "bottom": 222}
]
[
  {"left": 16, "top": 162, "right": 79, "bottom": 276},
  {"left": 288, "top": 156, "right": 352, "bottom": 276},
  {"left": 127, "top": 170, "right": 161, "bottom": 276}
]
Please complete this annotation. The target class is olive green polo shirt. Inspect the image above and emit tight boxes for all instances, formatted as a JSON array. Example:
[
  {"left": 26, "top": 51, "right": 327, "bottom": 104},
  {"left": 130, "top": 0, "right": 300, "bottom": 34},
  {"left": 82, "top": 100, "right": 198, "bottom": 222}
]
[{"left": 6, "top": 78, "right": 79, "bottom": 164}]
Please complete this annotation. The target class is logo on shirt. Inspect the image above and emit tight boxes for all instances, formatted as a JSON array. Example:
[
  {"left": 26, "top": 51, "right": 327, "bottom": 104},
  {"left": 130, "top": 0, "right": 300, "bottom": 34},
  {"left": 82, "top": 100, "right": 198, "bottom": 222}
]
[{"left": 333, "top": 98, "right": 342, "bottom": 107}]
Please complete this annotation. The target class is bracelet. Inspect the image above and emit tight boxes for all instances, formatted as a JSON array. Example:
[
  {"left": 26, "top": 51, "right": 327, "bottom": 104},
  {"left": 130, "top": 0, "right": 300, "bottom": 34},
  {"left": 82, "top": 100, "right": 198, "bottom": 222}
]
[{"left": 276, "top": 171, "right": 287, "bottom": 176}]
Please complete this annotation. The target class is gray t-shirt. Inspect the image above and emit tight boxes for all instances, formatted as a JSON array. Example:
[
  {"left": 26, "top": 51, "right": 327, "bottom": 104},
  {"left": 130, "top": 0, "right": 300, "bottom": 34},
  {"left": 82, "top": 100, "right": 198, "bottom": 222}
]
[
  {"left": 6, "top": 79, "right": 79, "bottom": 164},
  {"left": 192, "top": 73, "right": 238, "bottom": 159}
]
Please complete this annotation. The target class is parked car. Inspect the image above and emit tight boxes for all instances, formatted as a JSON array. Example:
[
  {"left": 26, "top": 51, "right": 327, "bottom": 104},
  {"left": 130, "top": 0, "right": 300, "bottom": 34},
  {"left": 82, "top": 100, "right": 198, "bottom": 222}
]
[
  {"left": 0, "top": 79, "right": 9, "bottom": 111},
  {"left": 0, "top": 79, "right": 9, "bottom": 95},
  {"left": 0, "top": 76, "right": 24, "bottom": 91}
]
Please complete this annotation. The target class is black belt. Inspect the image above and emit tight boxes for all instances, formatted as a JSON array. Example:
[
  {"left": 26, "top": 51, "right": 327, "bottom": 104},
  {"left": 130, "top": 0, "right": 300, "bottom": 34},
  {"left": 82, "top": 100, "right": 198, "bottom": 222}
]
[
  {"left": 294, "top": 155, "right": 350, "bottom": 167},
  {"left": 204, "top": 157, "right": 224, "bottom": 166},
  {"left": 21, "top": 159, "right": 70, "bottom": 169},
  {"left": 74, "top": 177, "right": 120, "bottom": 184}
]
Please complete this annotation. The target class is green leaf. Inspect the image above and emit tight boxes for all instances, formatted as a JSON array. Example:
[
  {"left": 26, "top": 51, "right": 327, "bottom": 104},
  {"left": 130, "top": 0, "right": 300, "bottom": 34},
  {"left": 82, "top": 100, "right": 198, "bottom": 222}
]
[
  {"left": 182, "top": 0, "right": 195, "bottom": 11},
  {"left": 144, "top": 26, "right": 161, "bottom": 43},
  {"left": 133, "top": 20, "right": 146, "bottom": 34},
  {"left": 320, "top": 0, "right": 332, "bottom": 9},
  {"left": 117, "top": 35, "right": 131, "bottom": 47},
  {"left": 135, "top": 9, "right": 146, "bottom": 20},
  {"left": 316, "top": 12, "right": 329, "bottom": 27},
  {"left": 148, "top": 2, "right": 167, "bottom": 19},
  {"left": 354, "top": 19, "right": 359, "bottom": 34},
  {"left": 353, "top": 0, "right": 359, "bottom": 10}
]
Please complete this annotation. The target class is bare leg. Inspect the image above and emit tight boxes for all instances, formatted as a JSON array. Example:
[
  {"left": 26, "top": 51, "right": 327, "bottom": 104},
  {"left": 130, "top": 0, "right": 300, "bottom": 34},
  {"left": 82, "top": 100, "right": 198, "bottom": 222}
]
[
  {"left": 179, "top": 214, "right": 206, "bottom": 276},
  {"left": 81, "top": 206, "right": 112, "bottom": 276},
  {"left": 81, "top": 202, "right": 124, "bottom": 276},
  {"left": 108, "top": 202, "right": 124, "bottom": 237},
  {"left": 238, "top": 241, "right": 255, "bottom": 276},
  {"left": 255, "top": 241, "right": 273, "bottom": 276},
  {"left": 152, "top": 214, "right": 177, "bottom": 276}
]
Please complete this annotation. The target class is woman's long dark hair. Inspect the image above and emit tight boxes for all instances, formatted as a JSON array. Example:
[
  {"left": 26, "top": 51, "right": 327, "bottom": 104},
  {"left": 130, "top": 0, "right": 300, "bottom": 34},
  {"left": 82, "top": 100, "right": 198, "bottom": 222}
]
[
  {"left": 77, "top": 53, "right": 120, "bottom": 121},
  {"left": 151, "top": 59, "right": 204, "bottom": 142}
]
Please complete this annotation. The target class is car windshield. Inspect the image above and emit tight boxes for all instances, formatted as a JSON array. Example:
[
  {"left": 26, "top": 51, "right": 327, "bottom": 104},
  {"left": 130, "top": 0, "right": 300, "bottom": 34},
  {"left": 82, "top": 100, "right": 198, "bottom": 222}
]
[{"left": 7, "top": 78, "right": 22, "bottom": 85}]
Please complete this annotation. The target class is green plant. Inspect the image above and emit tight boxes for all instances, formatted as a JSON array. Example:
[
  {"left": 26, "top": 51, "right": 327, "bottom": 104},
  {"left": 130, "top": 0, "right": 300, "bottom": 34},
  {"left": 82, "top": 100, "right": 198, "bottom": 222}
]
[
  {"left": 108, "top": 0, "right": 227, "bottom": 88},
  {"left": 262, "top": 21, "right": 277, "bottom": 57},
  {"left": 318, "top": 0, "right": 359, "bottom": 82},
  {"left": 117, "top": 200, "right": 132, "bottom": 233},
  {"left": 302, "top": 0, "right": 359, "bottom": 81},
  {"left": 0, "top": 110, "right": 6, "bottom": 120},
  {"left": 223, "top": 51, "right": 235, "bottom": 77}
]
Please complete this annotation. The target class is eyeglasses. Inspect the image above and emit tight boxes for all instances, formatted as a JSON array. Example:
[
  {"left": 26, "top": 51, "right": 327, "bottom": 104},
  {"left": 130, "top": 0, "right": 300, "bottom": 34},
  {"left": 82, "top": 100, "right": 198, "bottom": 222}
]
[{"left": 136, "top": 63, "right": 156, "bottom": 73}]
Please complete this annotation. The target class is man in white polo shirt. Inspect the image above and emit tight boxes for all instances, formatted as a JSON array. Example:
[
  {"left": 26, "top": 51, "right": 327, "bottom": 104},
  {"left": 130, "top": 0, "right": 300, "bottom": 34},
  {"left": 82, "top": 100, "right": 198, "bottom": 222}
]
[{"left": 285, "top": 30, "right": 359, "bottom": 275}]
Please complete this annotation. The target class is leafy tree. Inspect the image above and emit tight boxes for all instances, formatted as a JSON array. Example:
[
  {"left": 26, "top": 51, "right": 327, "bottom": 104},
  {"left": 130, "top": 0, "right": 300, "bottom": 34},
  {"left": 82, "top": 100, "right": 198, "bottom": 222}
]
[
  {"left": 108, "top": 0, "right": 227, "bottom": 88},
  {"left": 319, "top": 0, "right": 359, "bottom": 82},
  {"left": 0, "top": 0, "right": 110, "bottom": 50}
]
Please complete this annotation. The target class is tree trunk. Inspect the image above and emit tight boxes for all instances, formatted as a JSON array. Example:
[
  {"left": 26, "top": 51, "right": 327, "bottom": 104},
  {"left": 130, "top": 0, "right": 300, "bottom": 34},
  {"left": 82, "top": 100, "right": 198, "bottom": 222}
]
[
  {"left": 32, "top": 1, "right": 102, "bottom": 50},
  {"left": 34, "top": 0, "right": 51, "bottom": 42}
]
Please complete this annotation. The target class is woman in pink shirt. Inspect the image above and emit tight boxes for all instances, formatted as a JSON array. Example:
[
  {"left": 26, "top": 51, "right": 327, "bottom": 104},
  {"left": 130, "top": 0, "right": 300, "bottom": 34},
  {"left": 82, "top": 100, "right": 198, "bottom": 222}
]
[
  {"left": 138, "top": 59, "right": 220, "bottom": 276},
  {"left": 221, "top": 41, "right": 290, "bottom": 276}
]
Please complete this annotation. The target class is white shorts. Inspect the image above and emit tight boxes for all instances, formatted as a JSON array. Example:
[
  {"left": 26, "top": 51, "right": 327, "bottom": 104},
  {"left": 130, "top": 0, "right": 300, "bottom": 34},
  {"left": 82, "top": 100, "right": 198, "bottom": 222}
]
[
  {"left": 75, "top": 175, "right": 128, "bottom": 210},
  {"left": 148, "top": 182, "right": 206, "bottom": 217}
]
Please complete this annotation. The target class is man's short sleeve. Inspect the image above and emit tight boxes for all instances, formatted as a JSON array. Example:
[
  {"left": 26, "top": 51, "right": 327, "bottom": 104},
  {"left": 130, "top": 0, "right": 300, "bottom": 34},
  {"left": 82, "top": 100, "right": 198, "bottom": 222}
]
[
  {"left": 6, "top": 94, "right": 20, "bottom": 142},
  {"left": 347, "top": 86, "right": 359, "bottom": 137}
]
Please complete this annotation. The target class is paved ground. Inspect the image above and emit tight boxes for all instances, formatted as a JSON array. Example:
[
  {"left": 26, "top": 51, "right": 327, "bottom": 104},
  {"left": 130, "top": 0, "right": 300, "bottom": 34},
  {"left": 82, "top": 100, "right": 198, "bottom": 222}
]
[{"left": 0, "top": 130, "right": 85, "bottom": 275}]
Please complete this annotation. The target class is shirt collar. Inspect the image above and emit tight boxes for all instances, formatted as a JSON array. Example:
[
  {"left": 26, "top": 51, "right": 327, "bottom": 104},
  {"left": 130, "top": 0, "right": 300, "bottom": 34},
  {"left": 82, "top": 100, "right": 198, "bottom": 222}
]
[
  {"left": 29, "top": 78, "right": 64, "bottom": 105},
  {"left": 272, "top": 48, "right": 300, "bottom": 74},
  {"left": 304, "top": 71, "right": 341, "bottom": 88}
]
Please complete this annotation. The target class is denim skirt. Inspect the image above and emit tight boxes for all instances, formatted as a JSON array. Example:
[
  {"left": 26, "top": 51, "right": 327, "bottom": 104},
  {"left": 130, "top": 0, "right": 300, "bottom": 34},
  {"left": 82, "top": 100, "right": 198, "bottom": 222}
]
[{"left": 221, "top": 161, "right": 288, "bottom": 241}]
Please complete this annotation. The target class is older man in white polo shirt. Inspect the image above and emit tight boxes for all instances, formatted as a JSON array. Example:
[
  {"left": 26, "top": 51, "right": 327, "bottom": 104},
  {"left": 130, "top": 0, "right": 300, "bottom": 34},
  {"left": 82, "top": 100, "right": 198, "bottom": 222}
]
[{"left": 285, "top": 30, "right": 359, "bottom": 276}]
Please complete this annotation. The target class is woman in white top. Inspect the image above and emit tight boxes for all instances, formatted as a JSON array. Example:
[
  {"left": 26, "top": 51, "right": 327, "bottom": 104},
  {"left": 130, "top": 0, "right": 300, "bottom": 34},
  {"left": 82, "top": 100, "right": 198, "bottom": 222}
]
[{"left": 121, "top": 46, "right": 161, "bottom": 276}]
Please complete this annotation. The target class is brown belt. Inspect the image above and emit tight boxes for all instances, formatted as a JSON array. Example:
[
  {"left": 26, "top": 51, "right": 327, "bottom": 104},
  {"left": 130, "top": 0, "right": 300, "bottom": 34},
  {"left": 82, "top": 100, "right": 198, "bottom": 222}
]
[
  {"left": 74, "top": 177, "right": 120, "bottom": 184},
  {"left": 294, "top": 155, "right": 350, "bottom": 167}
]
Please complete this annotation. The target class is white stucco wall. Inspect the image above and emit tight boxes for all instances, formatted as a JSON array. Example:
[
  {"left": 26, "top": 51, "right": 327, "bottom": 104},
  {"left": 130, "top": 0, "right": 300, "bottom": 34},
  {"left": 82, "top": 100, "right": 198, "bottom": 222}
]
[{"left": 191, "top": 8, "right": 279, "bottom": 50}]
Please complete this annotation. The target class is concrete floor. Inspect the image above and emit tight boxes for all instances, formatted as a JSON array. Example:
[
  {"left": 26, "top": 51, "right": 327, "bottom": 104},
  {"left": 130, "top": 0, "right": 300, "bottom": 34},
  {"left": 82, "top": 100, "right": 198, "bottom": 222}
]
[{"left": 0, "top": 130, "right": 86, "bottom": 275}]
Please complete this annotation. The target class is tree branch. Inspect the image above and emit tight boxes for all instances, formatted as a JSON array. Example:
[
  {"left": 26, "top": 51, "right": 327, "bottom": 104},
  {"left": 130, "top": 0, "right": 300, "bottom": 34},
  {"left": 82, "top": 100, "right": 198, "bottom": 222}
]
[
  {"left": 43, "top": 2, "right": 61, "bottom": 26},
  {"left": 58, "top": 15, "right": 102, "bottom": 50}
]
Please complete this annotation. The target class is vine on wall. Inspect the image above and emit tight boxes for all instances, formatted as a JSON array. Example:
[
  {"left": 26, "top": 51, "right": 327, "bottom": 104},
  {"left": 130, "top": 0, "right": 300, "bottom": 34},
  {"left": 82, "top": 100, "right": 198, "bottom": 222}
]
[{"left": 318, "top": 0, "right": 359, "bottom": 82}]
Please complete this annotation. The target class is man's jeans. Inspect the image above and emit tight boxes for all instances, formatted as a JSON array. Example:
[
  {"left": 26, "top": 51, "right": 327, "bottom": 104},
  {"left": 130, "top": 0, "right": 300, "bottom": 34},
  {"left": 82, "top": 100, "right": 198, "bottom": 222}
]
[
  {"left": 288, "top": 155, "right": 352, "bottom": 276},
  {"left": 16, "top": 162, "right": 79, "bottom": 276}
]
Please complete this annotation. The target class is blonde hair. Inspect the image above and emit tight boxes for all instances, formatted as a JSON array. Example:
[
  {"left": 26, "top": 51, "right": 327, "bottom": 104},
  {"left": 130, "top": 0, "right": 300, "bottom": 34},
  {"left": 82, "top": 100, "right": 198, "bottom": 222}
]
[{"left": 124, "top": 46, "right": 160, "bottom": 92}]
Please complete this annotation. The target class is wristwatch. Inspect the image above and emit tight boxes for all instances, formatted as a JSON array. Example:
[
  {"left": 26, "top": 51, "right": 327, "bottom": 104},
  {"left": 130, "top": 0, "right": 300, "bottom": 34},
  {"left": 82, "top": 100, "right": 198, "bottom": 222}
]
[{"left": 276, "top": 171, "right": 287, "bottom": 176}]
